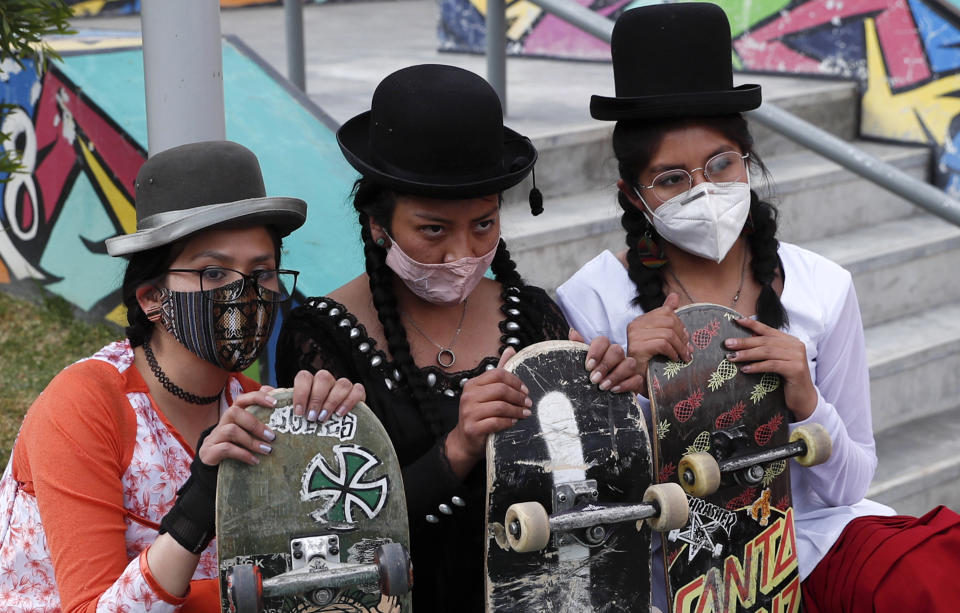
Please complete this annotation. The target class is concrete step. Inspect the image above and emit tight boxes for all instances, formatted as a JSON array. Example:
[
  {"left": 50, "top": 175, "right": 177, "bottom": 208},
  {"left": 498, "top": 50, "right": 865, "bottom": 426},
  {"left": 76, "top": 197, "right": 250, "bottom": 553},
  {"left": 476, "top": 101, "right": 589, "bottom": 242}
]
[
  {"left": 502, "top": 141, "right": 933, "bottom": 294},
  {"left": 864, "top": 301, "right": 960, "bottom": 434},
  {"left": 867, "top": 405, "right": 960, "bottom": 517},
  {"left": 803, "top": 214, "right": 960, "bottom": 327},
  {"left": 503, "top": 77, "right": 861, "bottom": 206}
]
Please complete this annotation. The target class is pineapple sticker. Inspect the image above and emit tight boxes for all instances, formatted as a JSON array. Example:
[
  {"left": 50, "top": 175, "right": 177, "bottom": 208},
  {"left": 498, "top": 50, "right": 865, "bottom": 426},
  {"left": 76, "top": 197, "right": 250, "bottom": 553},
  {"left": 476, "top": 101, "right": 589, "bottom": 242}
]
[
  {"left": 750, "top": 372, "right": 781, "bottom": 403},
  {"left": 762, "top": 459, "right": 787, "bottom": 487},
  {"left": 708, "top": 358, "right": 738, "bottom": 391},
  {"left": 657, "top": 419, "right": 671, "bottom": 440},
  {"left": 663, "top": 359, "right": 692, "bottom": 379},
  {"left": 673, "top": 389, "right": 703, "bottom": 423},
  {"left": 715, "top": 400, "right": 746, "bottom": 430},
  {"left": 754, "top": 413, "right": 785, "bottom": 446},
  {"left": 691, "top": 319, "right": 721, "bottom": 350},
  {"left": 684, "top": 430, "right": 711, "bottom": 456}
]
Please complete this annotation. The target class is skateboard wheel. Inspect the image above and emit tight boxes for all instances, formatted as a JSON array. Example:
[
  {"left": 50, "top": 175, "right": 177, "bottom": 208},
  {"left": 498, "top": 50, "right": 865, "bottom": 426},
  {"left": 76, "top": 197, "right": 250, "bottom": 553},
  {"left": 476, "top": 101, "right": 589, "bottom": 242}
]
[
  {"left": 643, "top": 483, "right": 690, "bottom": 532},
  {"left": 228, "top": 564, "right": 263, "bottom": 613},
  {"left": 677, "top": 452, "right": 721, "bottom": 497},
  {"left": 376, "top": 542, "right": 413, "bottom": 596},
  {"left": 504, "top": 502, "right": 551, "bottom": 553},
  {"left": 790, "top": 424, "right": 832, "bottom": 467}
]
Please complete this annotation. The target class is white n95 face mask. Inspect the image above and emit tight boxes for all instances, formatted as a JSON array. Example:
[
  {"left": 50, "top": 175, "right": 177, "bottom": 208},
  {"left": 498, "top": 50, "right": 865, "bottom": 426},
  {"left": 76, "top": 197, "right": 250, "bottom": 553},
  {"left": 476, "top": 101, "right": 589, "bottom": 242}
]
[{"left": 635, "top": 176, "right": 751, "bottom": 264}]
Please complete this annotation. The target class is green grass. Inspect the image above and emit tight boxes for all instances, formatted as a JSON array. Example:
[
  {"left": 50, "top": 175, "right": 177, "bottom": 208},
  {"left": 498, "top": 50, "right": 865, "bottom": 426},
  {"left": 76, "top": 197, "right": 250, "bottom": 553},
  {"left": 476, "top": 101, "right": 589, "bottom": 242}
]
[{"left": 0, "top": 291, "right": 118, "bottom": 468}]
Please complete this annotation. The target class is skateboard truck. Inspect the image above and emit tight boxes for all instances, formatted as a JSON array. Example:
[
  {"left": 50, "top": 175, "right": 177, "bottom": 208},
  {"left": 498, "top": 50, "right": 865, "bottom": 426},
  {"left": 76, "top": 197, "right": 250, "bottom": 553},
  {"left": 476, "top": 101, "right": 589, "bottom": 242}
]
[
  {"left": 678, "top": 423, "right": 833, "bottom": 497},
  {"left": 502, "top": 480, "right": 689, "bottom": 553},
  {"left": 227, "top": 540, "right": 413, "bottom": 613}
]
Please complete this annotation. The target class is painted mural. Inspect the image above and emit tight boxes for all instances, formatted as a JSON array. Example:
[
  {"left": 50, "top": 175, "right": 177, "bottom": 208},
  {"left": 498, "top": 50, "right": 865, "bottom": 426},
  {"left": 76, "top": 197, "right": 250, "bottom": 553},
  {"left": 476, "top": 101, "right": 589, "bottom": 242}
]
[
  {"left": 65, "top": 0, "right": 361, "bottom": 17},
  {"left": 0, "top": 33, "right": 363, "bottom": 381},
  {"left": 439, "top": 0, "right": 960, "bottom": 194}
]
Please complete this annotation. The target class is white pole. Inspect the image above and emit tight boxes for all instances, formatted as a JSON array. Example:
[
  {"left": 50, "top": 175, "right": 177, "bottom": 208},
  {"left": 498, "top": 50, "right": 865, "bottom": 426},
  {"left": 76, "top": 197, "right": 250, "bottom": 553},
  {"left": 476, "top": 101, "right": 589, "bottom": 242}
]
[{"left": 140, "top": 0, "right": 226, "bottom": 157}]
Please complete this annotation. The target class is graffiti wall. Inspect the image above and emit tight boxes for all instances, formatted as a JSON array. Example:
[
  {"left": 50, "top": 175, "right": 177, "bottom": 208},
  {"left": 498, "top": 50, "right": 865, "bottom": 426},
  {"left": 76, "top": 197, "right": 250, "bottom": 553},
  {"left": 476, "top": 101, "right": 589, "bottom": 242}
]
[
  {"left": 66, "top": 0, "right": 365, "bottom": 17},
  {"left": 439, "top": 0, "right": 960, "bottom": 194},
  {"left": 0, "top": 34, "right": 364, "bottom": 380}
]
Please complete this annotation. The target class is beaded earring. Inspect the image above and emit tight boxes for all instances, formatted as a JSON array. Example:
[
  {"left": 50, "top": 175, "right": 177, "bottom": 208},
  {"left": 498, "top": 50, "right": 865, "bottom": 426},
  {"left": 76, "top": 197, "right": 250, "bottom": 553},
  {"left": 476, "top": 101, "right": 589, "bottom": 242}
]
[
  {"left": 145, "top": 305, "right": 163, "bottom": 323},
  {"left": 637, "top": 232, "right": 667, "bottom": 269}
]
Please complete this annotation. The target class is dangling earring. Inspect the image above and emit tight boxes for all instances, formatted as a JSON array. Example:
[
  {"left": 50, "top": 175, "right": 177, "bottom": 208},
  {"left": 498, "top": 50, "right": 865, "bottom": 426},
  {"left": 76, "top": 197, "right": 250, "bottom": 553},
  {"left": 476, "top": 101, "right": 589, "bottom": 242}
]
[
  {"left": 145, "top": 305, "right": 163, "bottom": 322},
  {"left": 636, "top": 232, "right": 667, "bottom": 269}
]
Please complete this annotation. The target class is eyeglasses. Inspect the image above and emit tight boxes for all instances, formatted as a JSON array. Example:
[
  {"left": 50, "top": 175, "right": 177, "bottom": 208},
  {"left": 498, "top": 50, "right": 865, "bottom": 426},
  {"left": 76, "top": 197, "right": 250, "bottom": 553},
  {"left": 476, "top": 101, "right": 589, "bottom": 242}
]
[
  {"left": 166, "top": 267, "right": 299, "bottom": 303},
  {"left": 638, "top": 151, "right": 749, "bottom": 202}
]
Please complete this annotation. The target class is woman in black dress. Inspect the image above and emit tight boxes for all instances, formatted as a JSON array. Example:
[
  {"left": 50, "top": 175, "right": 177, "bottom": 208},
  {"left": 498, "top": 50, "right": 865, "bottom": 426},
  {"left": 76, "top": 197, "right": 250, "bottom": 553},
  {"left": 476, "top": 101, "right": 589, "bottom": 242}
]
[{"left": 275, "top": 64, "right": 640, "bottom": 611}]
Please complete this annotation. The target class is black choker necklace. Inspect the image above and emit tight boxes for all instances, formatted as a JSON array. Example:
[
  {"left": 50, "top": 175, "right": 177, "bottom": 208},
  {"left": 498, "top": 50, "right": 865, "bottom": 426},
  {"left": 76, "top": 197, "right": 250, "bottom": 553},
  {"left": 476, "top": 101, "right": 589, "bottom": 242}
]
[{"left": 143, "top": 338, "right": 221, "bottom": 405}]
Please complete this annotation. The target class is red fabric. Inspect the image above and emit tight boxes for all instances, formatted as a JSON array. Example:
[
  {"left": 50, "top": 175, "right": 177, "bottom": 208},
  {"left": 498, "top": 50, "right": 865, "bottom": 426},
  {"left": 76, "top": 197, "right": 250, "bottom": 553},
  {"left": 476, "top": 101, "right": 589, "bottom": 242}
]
[{"left": 802, "top": 506, "right": 960, "bottom": 613}]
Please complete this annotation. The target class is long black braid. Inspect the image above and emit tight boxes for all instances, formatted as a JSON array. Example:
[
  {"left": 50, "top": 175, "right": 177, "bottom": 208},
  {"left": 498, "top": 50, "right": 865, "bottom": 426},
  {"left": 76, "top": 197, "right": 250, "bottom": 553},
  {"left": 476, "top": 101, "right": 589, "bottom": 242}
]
[
  {"left": 612, "top": 115, "right": 788, "bottom": 329},
  {"left": 352, "top": 178, "right": 525, "bottom": 436}
]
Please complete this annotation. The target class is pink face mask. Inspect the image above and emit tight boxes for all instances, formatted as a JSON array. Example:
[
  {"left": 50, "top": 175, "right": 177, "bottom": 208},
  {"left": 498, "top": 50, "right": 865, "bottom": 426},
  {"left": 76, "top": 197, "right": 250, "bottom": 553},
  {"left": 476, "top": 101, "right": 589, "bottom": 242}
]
[{"left": 384, "top": 233, "right": 499, "bottom": 305}]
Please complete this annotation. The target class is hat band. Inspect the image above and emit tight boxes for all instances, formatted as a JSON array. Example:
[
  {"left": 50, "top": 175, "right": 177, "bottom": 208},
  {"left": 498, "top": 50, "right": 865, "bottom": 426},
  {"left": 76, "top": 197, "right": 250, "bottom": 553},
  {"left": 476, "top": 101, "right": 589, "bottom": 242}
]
[{"left": 370, "top": 153, "right": 506, "bottom": 187}]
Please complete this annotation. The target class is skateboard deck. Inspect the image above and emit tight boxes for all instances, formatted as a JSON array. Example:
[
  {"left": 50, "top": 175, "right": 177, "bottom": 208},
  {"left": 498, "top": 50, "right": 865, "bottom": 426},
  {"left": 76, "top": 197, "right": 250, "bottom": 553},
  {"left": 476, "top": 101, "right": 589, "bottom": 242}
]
[
  {"left": 649, "top": 304, "right": 829, "bottom": 613},
  {"left": 485, "top": 340, "right": 688, "bottom": 612},
  {"left": 216, "top": 390, "right": 412, "bottom": 612}
]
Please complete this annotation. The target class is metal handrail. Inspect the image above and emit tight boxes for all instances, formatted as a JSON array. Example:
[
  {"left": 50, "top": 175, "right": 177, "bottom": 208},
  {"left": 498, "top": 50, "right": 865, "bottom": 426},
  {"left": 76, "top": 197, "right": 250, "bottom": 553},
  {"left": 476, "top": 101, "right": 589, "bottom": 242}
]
[{"left": 489, "top": 0, "right": 960, "bottom": 227}]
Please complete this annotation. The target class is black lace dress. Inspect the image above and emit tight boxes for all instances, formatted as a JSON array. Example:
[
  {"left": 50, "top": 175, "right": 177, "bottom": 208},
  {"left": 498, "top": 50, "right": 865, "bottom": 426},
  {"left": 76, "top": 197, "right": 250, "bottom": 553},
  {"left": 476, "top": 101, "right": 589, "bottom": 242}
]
[{"left": 275, "top": 284, "right": 570, "bottom": 612}]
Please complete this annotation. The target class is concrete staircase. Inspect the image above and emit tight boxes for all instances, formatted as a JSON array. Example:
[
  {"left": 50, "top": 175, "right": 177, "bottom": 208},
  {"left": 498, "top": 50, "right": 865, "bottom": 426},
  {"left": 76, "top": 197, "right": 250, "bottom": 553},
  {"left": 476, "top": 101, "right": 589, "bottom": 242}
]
[{"left": 501, "top": 78, "right": 960, "bottom": 517}]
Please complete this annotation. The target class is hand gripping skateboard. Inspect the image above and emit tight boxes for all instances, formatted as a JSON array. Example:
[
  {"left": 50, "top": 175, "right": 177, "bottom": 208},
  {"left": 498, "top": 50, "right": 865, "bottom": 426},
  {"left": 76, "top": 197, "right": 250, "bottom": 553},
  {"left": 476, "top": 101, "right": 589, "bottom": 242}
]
[
  {"left": 647, "top": 304, "right": 831, "bottom": 613},
  {"left": 485, "top": 340, "right": 689, "bottom": 612},
  {"left": 216, "top": 389, "right": 413, "bottom": 612}
]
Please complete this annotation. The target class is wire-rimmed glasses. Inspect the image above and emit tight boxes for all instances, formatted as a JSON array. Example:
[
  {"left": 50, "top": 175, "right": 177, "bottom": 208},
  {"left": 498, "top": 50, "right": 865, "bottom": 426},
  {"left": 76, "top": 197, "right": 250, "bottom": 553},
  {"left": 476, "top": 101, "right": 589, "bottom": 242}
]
[
  {"left": 638, "top": 151, "right": 750, "bottom": 202},
  {"left": 166, "top": 267, "right": 299, "bottom": 303}
]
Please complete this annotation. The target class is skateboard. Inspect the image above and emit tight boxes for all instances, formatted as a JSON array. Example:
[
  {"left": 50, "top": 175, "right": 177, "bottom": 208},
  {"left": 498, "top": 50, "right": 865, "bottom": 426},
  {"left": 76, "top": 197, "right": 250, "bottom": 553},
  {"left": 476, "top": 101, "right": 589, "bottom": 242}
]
[
  {"left": 484, "top": 340, "right": 689, "bottom": 612},
  {"left": 216, "top": 389, "right": 413, "bottom": 613},
  {"left": 647, "top": 304, "right": 831, "bottom": 613}
]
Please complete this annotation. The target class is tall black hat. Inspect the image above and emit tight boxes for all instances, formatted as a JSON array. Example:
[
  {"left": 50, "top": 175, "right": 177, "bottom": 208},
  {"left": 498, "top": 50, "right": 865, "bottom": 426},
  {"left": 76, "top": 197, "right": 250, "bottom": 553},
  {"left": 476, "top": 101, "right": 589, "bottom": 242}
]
[
  {"left": 336, "top": 64, "right": 538, "bottom": 199},
  {"left": 590, "top": 3, "right": 761, "bottom": 121},
  {"left": 105, "top": 141, "right": 306, "bottom": 256}
]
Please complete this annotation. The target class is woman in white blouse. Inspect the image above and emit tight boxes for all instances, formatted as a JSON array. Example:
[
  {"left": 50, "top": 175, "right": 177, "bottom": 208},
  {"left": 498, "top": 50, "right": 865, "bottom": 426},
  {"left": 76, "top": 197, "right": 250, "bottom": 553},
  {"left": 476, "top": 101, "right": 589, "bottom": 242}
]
[{"left": 557, "top": 4, "right": 960, "bottom": 612}]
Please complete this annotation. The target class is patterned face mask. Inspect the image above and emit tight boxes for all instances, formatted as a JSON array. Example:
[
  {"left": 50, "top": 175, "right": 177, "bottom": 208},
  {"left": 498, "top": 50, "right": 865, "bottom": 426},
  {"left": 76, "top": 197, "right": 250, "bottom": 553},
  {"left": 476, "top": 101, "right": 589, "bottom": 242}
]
[{"left": 156, "top": 279, "right": 277, "bottom": 372}]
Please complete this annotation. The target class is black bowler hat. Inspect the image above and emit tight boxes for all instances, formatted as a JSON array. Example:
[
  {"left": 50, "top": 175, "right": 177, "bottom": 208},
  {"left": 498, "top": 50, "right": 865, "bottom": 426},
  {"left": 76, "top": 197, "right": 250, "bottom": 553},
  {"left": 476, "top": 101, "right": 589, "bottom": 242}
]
[
  {"left": 590, "top": 3, "right": 761, "bottom": 121},
  {"left": 106, "top": 141, "right": 306, "bottom": 256},
  {"left": 337, "top": 64, "right": 538, "bottom": 199}
]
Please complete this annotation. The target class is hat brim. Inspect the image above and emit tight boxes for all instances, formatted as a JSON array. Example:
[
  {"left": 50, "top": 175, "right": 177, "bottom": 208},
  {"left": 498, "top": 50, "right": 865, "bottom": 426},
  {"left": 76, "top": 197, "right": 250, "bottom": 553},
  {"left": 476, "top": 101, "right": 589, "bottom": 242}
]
[
  {"left": 337, "top": 111, "right": 537, "bottom": 199},
  {"left": 590, "top": 84, "right": 761, "bottom": 121},
  {"left": 105, "top": 197, "right": 307, "bottom": 256}
]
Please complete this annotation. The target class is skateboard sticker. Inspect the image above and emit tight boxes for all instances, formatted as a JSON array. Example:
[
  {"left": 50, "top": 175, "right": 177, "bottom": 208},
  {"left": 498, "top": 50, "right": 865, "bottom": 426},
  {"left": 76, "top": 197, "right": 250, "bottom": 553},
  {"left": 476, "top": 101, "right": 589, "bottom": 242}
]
[
  {"left": 670, "top": 508, "right": 800, "bottom": 613},
  {"left": 668, "top": 498, "right": 737, "bottom": 562},
  {"left": 300, "top": 445, "right": 388, "bottom": 529},
  {"left": 266, "top": 404, "right": 358, "bottom": 441}
]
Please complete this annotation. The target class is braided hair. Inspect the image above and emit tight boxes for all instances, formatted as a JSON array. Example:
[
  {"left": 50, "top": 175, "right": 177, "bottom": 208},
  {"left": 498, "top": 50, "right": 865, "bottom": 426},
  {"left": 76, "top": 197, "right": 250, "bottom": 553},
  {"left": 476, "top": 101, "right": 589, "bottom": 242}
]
[
  {"left": 612, "top": 114, "right": 788, "bottom": 329},
  {"left": 351, "top": 177, "right": 524, "bottom": 436}
]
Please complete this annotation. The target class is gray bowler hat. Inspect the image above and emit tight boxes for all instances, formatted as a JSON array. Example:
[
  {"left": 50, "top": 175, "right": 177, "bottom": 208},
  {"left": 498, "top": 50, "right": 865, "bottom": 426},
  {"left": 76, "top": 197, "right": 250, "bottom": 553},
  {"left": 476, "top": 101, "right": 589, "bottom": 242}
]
[{"left": 105, "top": 141, "right": 306, "bottom": 256}]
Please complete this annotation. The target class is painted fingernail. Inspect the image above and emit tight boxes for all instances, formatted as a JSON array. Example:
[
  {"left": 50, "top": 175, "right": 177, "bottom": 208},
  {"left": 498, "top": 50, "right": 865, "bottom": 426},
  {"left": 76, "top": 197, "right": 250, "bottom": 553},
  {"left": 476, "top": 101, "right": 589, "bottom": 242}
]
[
  {"left": 521, "top": 384, "right": 529, "bottom": 394},
  {"left": 251, "top": 456, "right": 260, "bottom": 465},
  {"left": 307, "top": 409, "right": 318, "bottom": 421},
  {"left": 267, "top": 395, "right": 278, "bottom": 406},
  {"left": 318, "top": 409, "right": 330, "bottom": 421},
  {"left": 725, "top": 338, "right": 737, "bottom": 348},
  {"left": 522, "top": 409, "right": 532, "bottom": 418},
  {"left": 336, "top": 405, "right": 348, "bottom": 417},
  {"left": 726, "top": 352, "right": 737, "bottom": 360},
  {"left": 741, "top": 364, "right": 752, "bottom": 373},
  {"left": 599, "top": 379, "right": 612, "bottom": 391},
  {"left": 259, "top": 443, "right": 272, "bottom": 453},
  {"left": 524, "top": 397, "right": 533, "bottom": 407},
  {"left": 294, "top": 403, "right": 304, "bottom": 415},
  {"left": 263, "top": 428, "right": 276, "bottom": 441},
  {"left": 585, "top": 358, "right": 597, "bottom": 371},
  {"left": 512, "top": 419, "right": 519, "bottom": 425},
  {"left": 612, "top": 385, "right": 622, "bottom": 393},
  {"left": 590, "top": 371, "right": 602, "bottom": 384}
]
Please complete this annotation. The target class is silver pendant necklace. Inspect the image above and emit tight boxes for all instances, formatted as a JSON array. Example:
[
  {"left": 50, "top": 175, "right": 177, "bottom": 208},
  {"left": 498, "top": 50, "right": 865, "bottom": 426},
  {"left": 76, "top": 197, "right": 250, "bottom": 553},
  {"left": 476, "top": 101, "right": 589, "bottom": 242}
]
[
  {"left": 401, "top": 299, "right": 468, "bottom": 368},
  {"left": 667, "top": 249, "right": 747, "bottom": 308}
]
